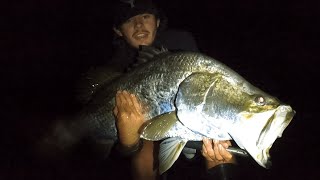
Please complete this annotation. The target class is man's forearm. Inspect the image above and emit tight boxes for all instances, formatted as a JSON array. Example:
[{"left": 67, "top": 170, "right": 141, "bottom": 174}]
[{"left": 131, "top": 140, "right": 157, "bottom": 180}]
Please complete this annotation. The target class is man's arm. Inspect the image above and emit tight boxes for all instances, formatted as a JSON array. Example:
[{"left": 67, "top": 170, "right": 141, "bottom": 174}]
[
  {"left": 113, "top": 91, "right": 157, "bottom": 180},
  {"left": 131, "top": 140, "right": 157, "bottom": 180},
  {"left": 113, "top": 91, "right": 238, "bottom": 180}
]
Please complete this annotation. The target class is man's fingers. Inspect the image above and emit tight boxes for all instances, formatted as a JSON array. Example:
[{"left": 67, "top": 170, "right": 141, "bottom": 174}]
[
  {"left": 213, "top": 140, "right": 224, "bottom": 161},
  {"left": 114, "top": 91, "right": 122, "bottom": 115},
  {"left": 218, "top": 144, "right": 233, "bottom": 160},
  {"left": 203, "top": 138, "right": 215, "bottom": 161},
  {"left": 113, "top": 106, "right": 119, "bottom": 116},
  {"left": 114, "top": 91, "right": 130, "bottom": 119},
  {"left": 201, "top": 139, "right": 235, "bottom": 164},
  {"left": 131, "top": 94, "right": 143, "bottom": 115},
  {"left": 115, "top": 91, "right": 121, "bottom": 105},
  {"left": 123, "top": 90, "right": 134, "bottom": 106},
  {"left": 117, "top": 91, "right": 127, "bottom": 106},
  {"left": 116, "top": 91, "right": 132, "bottom": 113},
  {"left": 201, "top": 143, "right": 209, "bottom": 158},
  {"left": 220, "top": 140, "right": 231, "bottom": 149},
  {"left": 121, "top": 91, "right": 143, "bottom": 117}
]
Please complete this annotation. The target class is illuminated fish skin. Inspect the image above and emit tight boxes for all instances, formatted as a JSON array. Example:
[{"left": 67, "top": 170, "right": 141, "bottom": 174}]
[{"left": 47, "top": 49, "right": 294, "bottom": 174}]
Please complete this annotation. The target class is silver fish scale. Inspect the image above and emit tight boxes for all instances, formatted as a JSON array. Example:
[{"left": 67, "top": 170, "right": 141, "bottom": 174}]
[
  {"left": 75, "top": 50, "right": 295, "bottom": 171},
  {"left": 80, "top": 51, "right": 250, "bottom": 142}
]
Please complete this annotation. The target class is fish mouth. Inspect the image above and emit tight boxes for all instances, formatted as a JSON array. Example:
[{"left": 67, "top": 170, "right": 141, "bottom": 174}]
[{"left": 256, "top": 105, "right": 295, "bottom": 167}]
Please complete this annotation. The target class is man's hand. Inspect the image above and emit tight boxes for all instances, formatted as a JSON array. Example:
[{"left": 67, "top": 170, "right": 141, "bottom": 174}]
[
  {"left": 202, "top": 138, "right": 236, "bottom": 169},
  {"left": 113, "top": 90, "right": 144, "bottom": 147}
]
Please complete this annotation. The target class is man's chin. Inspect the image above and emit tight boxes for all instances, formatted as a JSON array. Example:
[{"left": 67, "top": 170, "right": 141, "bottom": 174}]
[{"left": 133, "top": 42, "right": 152, "bottom": 49}]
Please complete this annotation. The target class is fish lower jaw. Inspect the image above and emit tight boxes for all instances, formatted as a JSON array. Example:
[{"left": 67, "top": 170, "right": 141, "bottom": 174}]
[
  {"left": 256, "top": 147, "right": 272, "bottom": 168},
  {"left": 239, "top": 143, "right": 272, "bottom": 169}
]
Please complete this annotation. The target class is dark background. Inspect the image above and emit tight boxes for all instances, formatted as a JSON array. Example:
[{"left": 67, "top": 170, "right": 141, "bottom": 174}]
[{"left": 3, "top": 0, "right": 319, "bottom": 179}]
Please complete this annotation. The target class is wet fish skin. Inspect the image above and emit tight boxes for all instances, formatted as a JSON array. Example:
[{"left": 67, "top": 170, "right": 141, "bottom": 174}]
[
  {"left": 82, "top": 51, "right": 241, "bottom": 141},
  {"left": 47, "top": 48, "right": 294, "bottom": 174}
]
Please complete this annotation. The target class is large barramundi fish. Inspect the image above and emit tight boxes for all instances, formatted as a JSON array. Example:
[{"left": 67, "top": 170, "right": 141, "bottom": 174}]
[{"left": 48, "top": 46, "right": 295, "bottom": 174}]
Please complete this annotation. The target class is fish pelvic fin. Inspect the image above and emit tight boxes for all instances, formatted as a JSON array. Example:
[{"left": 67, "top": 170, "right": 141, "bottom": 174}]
[
  {"left": 158, "top": 137, "right": 187, "bottom": 174},
  {"left": 140, "top": 111, "right": 178, "bottom": 141},
  {"left": 139, "top": 112, "right": 191, "bottom": 174}
]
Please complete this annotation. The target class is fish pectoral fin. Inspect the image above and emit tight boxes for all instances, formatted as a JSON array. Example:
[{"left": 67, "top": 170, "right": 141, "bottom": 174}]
[
  {"left": 158, "top": 137, "right": 187, "bottom": 174},
  {"left": 139, "top": 111, "right": 179, "bottom": 141}
]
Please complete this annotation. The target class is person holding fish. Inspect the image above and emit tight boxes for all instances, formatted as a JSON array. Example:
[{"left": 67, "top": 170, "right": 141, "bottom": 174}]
[{"left": 109, "top": 0, "right": 238, "bottom": 179}]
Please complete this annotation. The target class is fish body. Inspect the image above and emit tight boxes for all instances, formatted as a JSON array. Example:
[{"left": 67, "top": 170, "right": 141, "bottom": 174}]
[{"left": 69, "top": 49, "right": 294, "bottom": 174}]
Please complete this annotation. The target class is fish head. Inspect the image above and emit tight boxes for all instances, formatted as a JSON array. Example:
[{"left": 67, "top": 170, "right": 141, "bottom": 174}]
[
  {"left": 222, "top": 81, "right": 295, "bottom": 168},
  {"left": 175, "top": 72, "right": 295, "bottom": 168}
]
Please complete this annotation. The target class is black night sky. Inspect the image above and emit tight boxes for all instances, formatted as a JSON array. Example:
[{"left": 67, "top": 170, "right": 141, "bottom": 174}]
[{"left": 3, "top": 0, "right": 320, "bottom": 180}]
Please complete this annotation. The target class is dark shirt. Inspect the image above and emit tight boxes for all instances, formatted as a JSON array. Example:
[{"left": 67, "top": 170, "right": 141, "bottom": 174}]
[
  {"left": 106, "top": 28, "right": 199, "bottom": 73},
  {"left": 155, "top": 28, "right": 199, "bottom": 52},
  {"left": 88, "top": 29, "right": 240, "bottom": 180},
  {"left": 107, "top": 29, "right": 203, "bottom": 180}
]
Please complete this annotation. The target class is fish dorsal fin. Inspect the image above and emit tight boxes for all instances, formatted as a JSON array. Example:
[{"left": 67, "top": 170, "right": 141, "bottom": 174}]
[
  {"left": 137, "top": 45, "right": 169, "bottom": 63},
  {"left": 126, "top": 45, "right": 169, "bottom": 72},
  {"left": 74, "top": 66, "right": 122, "bottom": 104},
  {"left": 158, "top": 137, "right": 187, "bottom": 174}
]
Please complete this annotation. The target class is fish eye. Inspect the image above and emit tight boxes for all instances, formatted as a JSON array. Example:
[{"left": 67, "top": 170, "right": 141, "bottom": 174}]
[{"left": 255, "top": 96, "right": 266, "bottom": 106}]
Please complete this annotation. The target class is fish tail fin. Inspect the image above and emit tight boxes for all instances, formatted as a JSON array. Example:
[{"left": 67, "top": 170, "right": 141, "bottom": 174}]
[
  {"left": 158, "top": 137, "right": 187, "bottom": 174},
  {"left": 35, "top": 114, "right": 115, "bottom": 161}
]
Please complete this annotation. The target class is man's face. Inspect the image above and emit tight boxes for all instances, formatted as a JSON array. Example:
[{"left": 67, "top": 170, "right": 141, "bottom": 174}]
[{"left": 114, "top": 13, "right": 160, "bottom": 49}]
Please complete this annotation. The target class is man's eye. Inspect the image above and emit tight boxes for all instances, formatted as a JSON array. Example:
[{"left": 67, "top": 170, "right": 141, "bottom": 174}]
[
  {"left": 143, "top": 15, "right": 150, "bottom": 19},
  {"left": 125, "top": 18, "right": 133, "bottom": 24}
]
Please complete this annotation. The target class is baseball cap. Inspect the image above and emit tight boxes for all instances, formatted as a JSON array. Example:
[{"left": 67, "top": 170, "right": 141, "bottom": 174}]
[{"left": 113, "top": 0, "right": 160, "bottom": 28}]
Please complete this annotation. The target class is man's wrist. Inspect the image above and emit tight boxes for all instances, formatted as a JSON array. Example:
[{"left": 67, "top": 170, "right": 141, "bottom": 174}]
[{"left": 116, "top": 138, "right": 144, "bottom": 157}]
